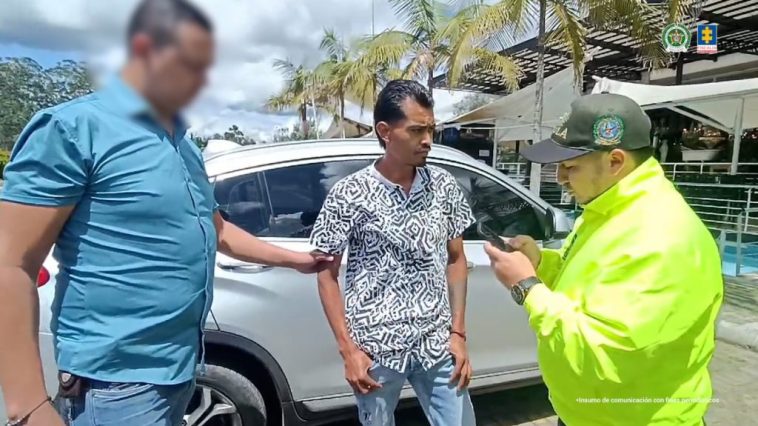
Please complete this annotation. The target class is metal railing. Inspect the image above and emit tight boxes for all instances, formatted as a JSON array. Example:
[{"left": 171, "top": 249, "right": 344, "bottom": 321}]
[
  {"left": 661, "top": 162, "right": 758, "bottom": 180},
  {"left": 495, "top": 162, "right": 558, "bottom": 183},
  {"left": 498, "top": 162, "right": 758, "bottom": 182},
  {"left": 673, "top": 182, "right": 757, "bottom": 231},
  {"left": 495, "top": 162, "right": 527, "bottom": 179},
  {"left": 494, "top": 161, "right": 758, "bottom": 276},
  {"left": 719, "top": 207, "right": 758, "bottom": 276}
]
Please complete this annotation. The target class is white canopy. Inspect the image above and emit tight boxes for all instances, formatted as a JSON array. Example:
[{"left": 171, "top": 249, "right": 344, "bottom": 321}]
[
  {"left": 591, "top": 76, "right": 758, "bottom": 132},
  {"left": 591, "top": 75, "right": 758, "bottom": 173},
  {"left": 322, "top": 116, "right": 372, "bottom": 139},
  {"left": 442, "top": 68, "right": 582, "bottom": 142}
]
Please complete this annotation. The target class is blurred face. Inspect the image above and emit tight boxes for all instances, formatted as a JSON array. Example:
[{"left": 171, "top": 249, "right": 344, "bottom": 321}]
[
  {"left": 556, "top": 150, "right": 629, "bottom": 205},
  {"left": 376, "top": 98, "right": 435, "bottom": 167},
  {"left": 132, "top": 22, "right": 214, "bottom": 114}
]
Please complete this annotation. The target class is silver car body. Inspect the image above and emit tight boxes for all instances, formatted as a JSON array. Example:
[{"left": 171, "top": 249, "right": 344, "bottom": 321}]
[{"left": 7, "top": 138, "right": 569, "bottom": 424}]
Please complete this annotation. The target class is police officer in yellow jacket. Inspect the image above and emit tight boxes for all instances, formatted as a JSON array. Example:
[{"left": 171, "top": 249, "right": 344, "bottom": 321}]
[{"left": 485, "top": 93, "right": 724, "bottom": 426}]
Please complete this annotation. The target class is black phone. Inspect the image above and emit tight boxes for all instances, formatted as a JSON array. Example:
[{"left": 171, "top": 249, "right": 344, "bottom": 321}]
[{"left": 477, "top": 221, "right": 514, "bottom": 252}]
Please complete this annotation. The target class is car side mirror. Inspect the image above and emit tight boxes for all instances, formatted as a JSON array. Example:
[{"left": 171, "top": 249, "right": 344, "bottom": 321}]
[{"left": 544, "top": 206, "right": 571, "bottom": 241}]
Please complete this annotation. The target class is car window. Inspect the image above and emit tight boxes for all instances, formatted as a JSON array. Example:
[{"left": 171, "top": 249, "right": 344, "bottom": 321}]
[
  {"left": 214, "top": 159, "right": 372, "bottom": 238},
  {"left": 436, "top": 164, "right": 546, "bottom": 241}
]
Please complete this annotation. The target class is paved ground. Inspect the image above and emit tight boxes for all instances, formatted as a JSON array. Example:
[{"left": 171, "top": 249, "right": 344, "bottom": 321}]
[
  {"left": 330, "top": 341, "right": 756, "bottom": 426},
  {"left": 720, "top": 275, "right": 758, "bottom": 325},
  {"left": 331, "top": 277, "right": 758, "bottom": 426}
]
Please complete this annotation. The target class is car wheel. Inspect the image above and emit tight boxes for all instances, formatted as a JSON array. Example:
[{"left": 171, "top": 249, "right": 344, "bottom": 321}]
[{"left": 183, "top": 364, "right": 267, "bottom": 426}]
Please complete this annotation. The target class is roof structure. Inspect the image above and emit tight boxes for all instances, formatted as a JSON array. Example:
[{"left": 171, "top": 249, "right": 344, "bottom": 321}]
[{"left": 433, "top": 0, "right": 758, "bottom": 94}]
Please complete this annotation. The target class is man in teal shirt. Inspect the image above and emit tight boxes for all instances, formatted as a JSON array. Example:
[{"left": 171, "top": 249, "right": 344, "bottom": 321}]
[{"left": 0, "top": 1, "right": 329, "bottom": 425}]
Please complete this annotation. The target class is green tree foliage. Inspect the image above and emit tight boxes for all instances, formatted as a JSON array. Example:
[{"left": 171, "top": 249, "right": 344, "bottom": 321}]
[{"left": 0, "top": 57, "right": 94, "bottom": 150}]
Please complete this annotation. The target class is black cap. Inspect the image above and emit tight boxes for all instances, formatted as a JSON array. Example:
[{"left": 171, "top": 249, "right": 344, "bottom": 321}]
[{"left": 520, "top": 93, "right": 652, "bottom": 164}]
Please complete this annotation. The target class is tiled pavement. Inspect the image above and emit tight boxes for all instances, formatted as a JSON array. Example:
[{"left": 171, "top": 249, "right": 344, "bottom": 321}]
[
  {"left": 332, "top": 277, "right": 758, "bottom": 425},
  {"left": 720, "top": 275, "right": 758, "bottom": 326}
]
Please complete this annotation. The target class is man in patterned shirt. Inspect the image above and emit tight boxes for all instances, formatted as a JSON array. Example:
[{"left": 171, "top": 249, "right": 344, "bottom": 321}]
[{"left": 310, "top": 80, "right": 477, "bottom": 426}]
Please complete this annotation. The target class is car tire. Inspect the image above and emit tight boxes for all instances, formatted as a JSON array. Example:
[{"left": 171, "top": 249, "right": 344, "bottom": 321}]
[{"left": 185, "top": 364, "right": 267, "bottom": 426}]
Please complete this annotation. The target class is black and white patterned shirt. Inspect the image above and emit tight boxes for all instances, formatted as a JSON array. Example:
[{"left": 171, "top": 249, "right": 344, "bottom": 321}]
[{"left": 309, "top": 162, "right": 475, "bottom": 372}]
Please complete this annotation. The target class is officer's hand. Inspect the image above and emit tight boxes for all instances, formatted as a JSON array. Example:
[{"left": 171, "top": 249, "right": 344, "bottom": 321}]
[
  {"left": 484, "top": 243, "right": 537, "bottom": 289},
  {"left": 506, "top": 235, "right": 541, "bottom": 269}
]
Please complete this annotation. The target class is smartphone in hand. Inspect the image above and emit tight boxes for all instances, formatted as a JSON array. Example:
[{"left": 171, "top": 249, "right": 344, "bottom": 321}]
[{"left": 477, "top": 221, "right": 514, "bottom": 252}]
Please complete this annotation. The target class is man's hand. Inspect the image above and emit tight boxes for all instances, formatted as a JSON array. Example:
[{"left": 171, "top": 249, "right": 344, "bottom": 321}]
[
  {"left": 484, "top": 243, "right": 537, "bottom": 289},
  {"left": 11, "top": 400, "right": 63, "bottom": 426},
  {"left": 449, "top": 333, "right": 472, "bottom": 391},
  {"left": 342, "top": 348, "right": 382, "bottom": 395},
  {"left": 290, "top": 251, "right": 334, "bottom": 274},
  {"left": 506, "top": 235, "right": 541, "bottom": 269}
]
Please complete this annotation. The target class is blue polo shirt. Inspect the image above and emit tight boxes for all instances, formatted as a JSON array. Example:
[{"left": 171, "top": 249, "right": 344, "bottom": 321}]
[{"left": 1, "top": 77, "right": 217, "bottom": 385}]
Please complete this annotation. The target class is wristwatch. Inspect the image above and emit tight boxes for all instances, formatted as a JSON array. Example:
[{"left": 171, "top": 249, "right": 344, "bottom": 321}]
[{"left": 511, "top": 276, "right": 542, "bottom": 305}]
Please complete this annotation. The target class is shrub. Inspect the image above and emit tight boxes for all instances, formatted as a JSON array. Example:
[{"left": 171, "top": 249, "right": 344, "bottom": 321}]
[{"left": 0, "top": 149, "right": 9, "bottom": 179}]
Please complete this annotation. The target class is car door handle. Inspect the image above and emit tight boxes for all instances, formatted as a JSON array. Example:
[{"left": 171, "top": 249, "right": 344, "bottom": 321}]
[
  {"left": 467, "top": 261, "right": 474, "bottom": 270},
  {"left": 217, "top": 261, "right": 273, "bottom": 273}
]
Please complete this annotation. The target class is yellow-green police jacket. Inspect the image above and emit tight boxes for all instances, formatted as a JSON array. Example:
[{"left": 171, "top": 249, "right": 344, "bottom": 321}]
[{"left": 526, "top": 158, "right": 724, "bottom": 426}]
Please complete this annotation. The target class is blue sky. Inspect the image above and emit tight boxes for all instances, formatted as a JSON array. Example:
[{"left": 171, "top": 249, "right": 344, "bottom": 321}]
[{"left": 0, "top": 43, "right": 82, "bottom": 67}]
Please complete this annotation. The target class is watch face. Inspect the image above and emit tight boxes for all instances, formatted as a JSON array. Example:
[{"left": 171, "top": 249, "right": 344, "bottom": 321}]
[{"left": 511, "top": 285, "right": 525, "bottom": 305}]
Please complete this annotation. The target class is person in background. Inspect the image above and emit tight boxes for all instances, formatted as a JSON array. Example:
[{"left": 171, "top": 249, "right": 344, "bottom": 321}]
[
  {"left": 0, "top": 1, "right": 329, "bottom": 425},
  {"left": 310, "top": 80, "right": 477, "bottom": 426},
  {"left": 485, "top": 93, "right": 723, "bottom": 426}
]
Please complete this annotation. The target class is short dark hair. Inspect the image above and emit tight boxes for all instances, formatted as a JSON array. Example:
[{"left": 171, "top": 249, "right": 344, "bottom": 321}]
[
  {"left": 628, "top": 146, "right": 654, "bottom": 165},
  {"left": 373, "top": 80, "right": 434, "bottom": 148},
  {"left": 127, "top": 0, "right": 213, "bottom": 48}
]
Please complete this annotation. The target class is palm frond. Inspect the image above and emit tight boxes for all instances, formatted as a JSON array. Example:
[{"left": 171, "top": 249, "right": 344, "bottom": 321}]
[
  {"left": 272, "top": 58, "right": 297, "bottom": 80},
  {"left": 389, "top": 0, "right": 438, "bottom": 37},
  {"left": 312, "top": 61, "right": 338, "bottom": 88},
  {"left": 583, "top": 0, "right": 670, "bottom": 69},
  {"left": 667, "top": 0, "right": 695, "bottom": 25},
  {"left": 443, "top": 0, "right": 530, "bottom": 88},
  {"left": 342, "top": 60, "right": 379, "bottom": 110},
  {"left": 434, "top": 2, "right": 478, "bottom": 46},
  {"left": 265, "top": 91, "right": 296, "bottom": 112},
  {"left": 545, "top": 1, "right": 587, "bottom": 86},
  {"left": 445, "top": 0, "right": 485, "bottom": 11},
  {"left": 403, "top": 52, "right": 428, "bottom": 81},
  {"left": 319, "top": 28, "right": 347, "bottom": 61},
  {"left": 471, "top": 48, "right": 523, "bottom": 93},
  {"left": 384, "top": 67, "right": 407, "bottom": 81},
  {"left": 359, "top": 30, "right": 416, "bottom": 69}
]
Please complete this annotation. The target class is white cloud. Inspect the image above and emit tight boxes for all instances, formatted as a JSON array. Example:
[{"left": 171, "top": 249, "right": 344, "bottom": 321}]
[{"left": 0, "top": 0, "right": 470, "bottom": 141}]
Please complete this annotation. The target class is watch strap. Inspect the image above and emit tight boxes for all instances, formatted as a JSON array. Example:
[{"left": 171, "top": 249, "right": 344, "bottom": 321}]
[{"left": 513, "top": 276, "right": 542, "bottom": 305}]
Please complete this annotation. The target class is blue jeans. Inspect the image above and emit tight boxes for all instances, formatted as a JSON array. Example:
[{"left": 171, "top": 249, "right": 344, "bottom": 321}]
[
  {"left": 53, "top": 379, "right": 195, "bottom": 426},
  {"left": 355, "top": 356, "right": 476, "bottom": 426}
]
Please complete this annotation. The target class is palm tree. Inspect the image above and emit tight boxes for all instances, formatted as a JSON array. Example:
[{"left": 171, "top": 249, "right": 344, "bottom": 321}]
[
  {"left": 362, "top": 0, "right": 524, "bottom": 100},
  {"left": 446, "top": 0, "right": 688, "bottom": 192},
  {"left": 315, "top": 28, "right": 415, "bottom": 137},
  {"left": 266, "top": 59, "right": 326, "bottom": 137},
  {"left": 314, "top": 30, "right": 349, "bottom": 138}
]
